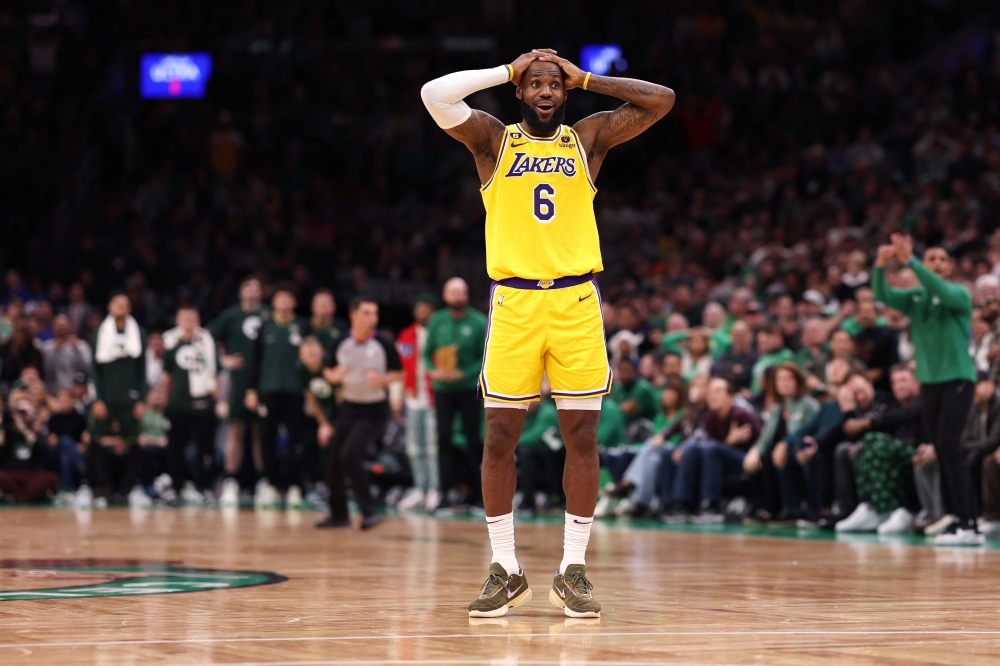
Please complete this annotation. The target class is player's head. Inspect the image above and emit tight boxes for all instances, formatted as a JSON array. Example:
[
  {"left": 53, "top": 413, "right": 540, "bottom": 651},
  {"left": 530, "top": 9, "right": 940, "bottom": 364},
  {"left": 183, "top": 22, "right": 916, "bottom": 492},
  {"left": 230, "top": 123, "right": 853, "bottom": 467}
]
[
  {"left": 312, "top": 288, "right": 335, "bottom": 320},
  {"left": 923, "top": 246, "right": 952, "bottom": 279},
  {"left": 239, "top": 276, "right": 262, "bottom": 305},
  {"left": 516, "top": 60, "right": 567, "bottom": 135},
  {"left": 272, "top": 282, "right": 298, "bottom": 316},
  {"left": 107, "top": 292, "right": 131, "bottom": 319},
  {"left": 175, "top": 306, "right": 200, "bottom": 335},
  {"left": 299, "top": 335, "right": 324, "bottom": 369},
  {"left": 442, "top": 277, "right": 469, "bottom": 311}
]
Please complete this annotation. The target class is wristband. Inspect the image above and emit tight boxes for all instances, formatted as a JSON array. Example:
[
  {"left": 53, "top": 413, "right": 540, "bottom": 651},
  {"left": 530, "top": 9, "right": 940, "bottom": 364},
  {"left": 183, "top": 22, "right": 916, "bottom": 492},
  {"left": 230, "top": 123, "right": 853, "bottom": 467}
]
[
  {"left": 907, "top": 257, "right": 917, "bottom": 267},
  {"left": 583, "top": 71, "right": 592, "bottom": 90},
  {"left": 505, "top": 64, "right": 514, "bottom": 82}
]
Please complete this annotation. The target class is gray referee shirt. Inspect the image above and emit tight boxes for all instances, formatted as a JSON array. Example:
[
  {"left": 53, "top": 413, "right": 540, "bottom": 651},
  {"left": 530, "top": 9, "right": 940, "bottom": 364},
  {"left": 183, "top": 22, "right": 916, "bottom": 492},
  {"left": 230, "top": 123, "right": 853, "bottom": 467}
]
[{"left": 330, "top": 332, "right": 403, "bottom": 404}]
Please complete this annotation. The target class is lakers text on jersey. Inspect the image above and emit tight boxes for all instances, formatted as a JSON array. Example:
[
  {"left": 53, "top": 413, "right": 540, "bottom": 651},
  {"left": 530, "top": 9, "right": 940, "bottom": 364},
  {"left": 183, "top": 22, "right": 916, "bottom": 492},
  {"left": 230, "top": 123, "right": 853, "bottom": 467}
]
[{"left": 481, "top": 124, "right": 603, "bottom": 282}]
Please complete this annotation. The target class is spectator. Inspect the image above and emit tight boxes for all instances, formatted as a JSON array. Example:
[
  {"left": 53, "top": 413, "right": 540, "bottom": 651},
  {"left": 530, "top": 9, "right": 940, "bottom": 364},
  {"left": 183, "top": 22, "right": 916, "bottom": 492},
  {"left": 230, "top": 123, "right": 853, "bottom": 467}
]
[
  {"left": 42, "top": 314, "right": 91, "bottom": 393},
  {"left": 309, "top": 288, "right": 348, "bottom": 357},
  {"left": 851, "top": 301, "right": 899, "bottom": 390},
  {"left": 246, "top": 283, "right": 307, "bottom": 509},
  {"left": 0, "top": 320, "right": 43, "bottom": 392},
  {"left": 86, "top": 293, "right": 147, "bottom": 505},
  {"left": 45, "top": 388, "right": 88, "bottom": 504},
  {"left": 663, "top": 377, "right": 761, "bottom": 522},
  {"left": 609, "top": 357, "right": 657, "bottom": 441},
  {"left": 835, "top": 365, "right": 925, "bottom": 534},
  {"left": 208, "top": 276, "right": 266, "bottom": 508},
  {"left": 874, "top": 236, "right": 982, "bottom": 544},
  {"left": 424, "top": 277, "right": 486, "bottom": 508},
  {"left": 299, "top": 336, "right": 336, "bottom": 507},
  {"left": 743, "top": 363, "right": 820, "bottom": 520},
  {"left": 161, "top": 307, "right": 219, "bottom": 506},
  {"left": 957, "top": 374, "right": 1000, "bottom": 518},
  {"left": 750, "top": 324, "right": 794, "bottom": 394},
  {"left": 396, "top": 295, "right": 441, "bottom": 513},
  {"left": 711, "top": 320, "right": 757, "bottom": 392},
  {"left": 145, "top": 332, "right": 166, "bottom": 390}
]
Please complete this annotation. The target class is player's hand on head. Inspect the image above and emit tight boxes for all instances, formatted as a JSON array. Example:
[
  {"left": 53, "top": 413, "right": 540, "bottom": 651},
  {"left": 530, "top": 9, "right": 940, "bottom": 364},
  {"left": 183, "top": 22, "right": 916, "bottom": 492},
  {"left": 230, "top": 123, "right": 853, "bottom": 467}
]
[
  {"left": 510, "top": 51, "right": 544, "bottom": 85},
  {"left": 533, "top": 51, "right": 587, "bottom": 89}
]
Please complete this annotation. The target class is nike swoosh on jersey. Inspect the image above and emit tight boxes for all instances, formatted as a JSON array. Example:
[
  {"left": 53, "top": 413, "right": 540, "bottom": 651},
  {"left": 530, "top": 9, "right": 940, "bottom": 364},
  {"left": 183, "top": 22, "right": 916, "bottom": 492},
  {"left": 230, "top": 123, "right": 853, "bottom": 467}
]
[
  {"left": 510, "top": 141, "right": 528, "bottom": 147},
  {"left": 578, "top": 294, "right": 592, "bottom": 302}
]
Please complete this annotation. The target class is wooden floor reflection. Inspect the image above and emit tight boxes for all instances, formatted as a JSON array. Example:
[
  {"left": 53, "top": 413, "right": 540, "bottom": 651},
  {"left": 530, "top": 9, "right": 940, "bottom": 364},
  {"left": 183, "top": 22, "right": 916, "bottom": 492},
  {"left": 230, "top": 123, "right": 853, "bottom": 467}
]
[{"left": 2, "top": 507, "right": 999, "bottom": 665}]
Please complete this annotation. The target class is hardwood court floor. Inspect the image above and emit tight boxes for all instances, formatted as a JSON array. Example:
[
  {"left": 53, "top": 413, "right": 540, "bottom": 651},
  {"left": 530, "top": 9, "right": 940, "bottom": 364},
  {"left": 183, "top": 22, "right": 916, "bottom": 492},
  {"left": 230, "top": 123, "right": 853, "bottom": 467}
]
[{"left": 2, "top": 508, "right": 1000, "bottom": 665}]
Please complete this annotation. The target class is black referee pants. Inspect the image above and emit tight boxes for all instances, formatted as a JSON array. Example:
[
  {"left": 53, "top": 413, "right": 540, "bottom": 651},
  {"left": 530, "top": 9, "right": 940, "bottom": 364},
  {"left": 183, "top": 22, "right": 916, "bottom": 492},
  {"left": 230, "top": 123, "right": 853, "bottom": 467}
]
[
  {"left": 325, "top": 401, "right": 388, "bottom": 520},
  {"left": 921, "top": 380, "right": 976, "bottom": 522}
]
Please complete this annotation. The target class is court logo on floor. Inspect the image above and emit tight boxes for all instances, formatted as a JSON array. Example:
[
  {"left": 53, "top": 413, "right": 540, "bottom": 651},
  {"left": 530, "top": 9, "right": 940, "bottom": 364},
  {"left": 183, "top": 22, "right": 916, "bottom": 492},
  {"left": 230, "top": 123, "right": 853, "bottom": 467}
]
[{"left": 0, "top": 559, "right": 287, "bottom": 601}]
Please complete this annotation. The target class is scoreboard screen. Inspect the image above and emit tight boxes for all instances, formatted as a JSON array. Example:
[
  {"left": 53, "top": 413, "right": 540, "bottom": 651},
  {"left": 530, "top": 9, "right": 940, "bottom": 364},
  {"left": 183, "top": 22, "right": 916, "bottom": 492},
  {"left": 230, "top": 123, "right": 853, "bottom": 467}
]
[{"left": 140, "top": 54, "right": 213, "bottom": 99}]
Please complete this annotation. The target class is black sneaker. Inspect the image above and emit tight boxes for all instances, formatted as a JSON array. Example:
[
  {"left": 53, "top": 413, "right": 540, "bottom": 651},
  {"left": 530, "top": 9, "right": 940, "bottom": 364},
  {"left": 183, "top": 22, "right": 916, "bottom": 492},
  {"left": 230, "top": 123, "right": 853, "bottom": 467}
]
[
  {"left": 360, "top": 513, "right": 383, "bottom": 530},
  {"left": 660, "top": 502, "right": 691, "bottom": 524},
  {"left": 468, "top": 563, "right": 532, "bottom": 617},
  {"left": 316, "top": 516, "right": 351, "bottom": 528},
  {"left": 933, "top": 519, "right": 985, "bottom": 546},
  {"left": 691, "top": 500, "right": 724, "bottom": 524}
]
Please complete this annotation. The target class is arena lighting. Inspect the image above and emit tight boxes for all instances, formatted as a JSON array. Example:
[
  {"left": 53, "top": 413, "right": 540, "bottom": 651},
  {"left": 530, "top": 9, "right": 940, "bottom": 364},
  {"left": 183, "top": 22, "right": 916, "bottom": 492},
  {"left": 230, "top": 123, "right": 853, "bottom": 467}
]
[
  {"left": 580, "top": 44, "right": 626, "bottom": 75},
  {"left": 140, "top": 53, "right": 213, "bottom": 99}
]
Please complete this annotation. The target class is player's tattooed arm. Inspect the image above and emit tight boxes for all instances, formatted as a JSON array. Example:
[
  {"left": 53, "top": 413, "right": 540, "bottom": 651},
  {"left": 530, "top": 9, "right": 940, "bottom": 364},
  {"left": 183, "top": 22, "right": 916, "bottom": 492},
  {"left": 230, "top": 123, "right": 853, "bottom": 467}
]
[
  {"left": 533, "top": 51, "right": 674, "bottom": 180},
  {"left": 431, "top": 51, "right": 548, "bottom": 184}
]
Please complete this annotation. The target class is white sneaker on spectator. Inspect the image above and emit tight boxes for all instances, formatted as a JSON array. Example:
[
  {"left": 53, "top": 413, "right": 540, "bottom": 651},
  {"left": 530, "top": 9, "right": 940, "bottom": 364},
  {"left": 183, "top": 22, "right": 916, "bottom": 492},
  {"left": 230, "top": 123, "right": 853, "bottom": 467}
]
[
  {"left": 74, "top": 485, "right": 93, "bottom": 509},
  {"left": 835, "top": 502, "right": 882, "bottom": 532},
  {"left": 876, "top": 508, "right": 914, "bottom": 535},
  {"left": 924, "top": 514, "right": 957, "bottom": 537},
  {"left": 424, "top": 489, "right": 443, "bottom": 513},
  {"left": 181, "top": 482, "right": 204, "bottom": 506},
  {"left": 154, "top": 474, "right": 177, "bottom": 503},
  {"left": 594, "top": 495, "right": 616, "bottom": 518},
  {"left": 614, "top": 497, "right": 637, "bottom": 517},
  {"left": 396, "top": 488, "right": 425, "bottom": 512},
  {"left": 129, "top": 485, "right": 153, "bottom": 509},
  {"left": 977, "top": 519, "right": 1000, "bottom": 538},
  {"left": 93, "top": 496, "right": 108, "bottom": 509},
  {"left": 285, "top": 485, "right": 305, "bottom": 510},
  {"left": 219, "top": 478, "right": 240, "bottom": 508},
  {"left": 254, "top": 480, "right": 280, "bottom": 510},
  {"left": 933, "top": 522, "right": 985, "bottom": 546},
  {"left": 53, "top": 490, "right": 74, "bottom": 507}
]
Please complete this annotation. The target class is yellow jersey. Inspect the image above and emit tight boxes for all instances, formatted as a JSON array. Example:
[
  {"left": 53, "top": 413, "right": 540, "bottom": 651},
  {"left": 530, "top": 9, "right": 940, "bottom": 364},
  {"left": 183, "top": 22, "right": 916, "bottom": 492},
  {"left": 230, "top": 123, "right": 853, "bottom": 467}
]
[{"left": 481, "top": 123, "right": 603, "bottom": 281}]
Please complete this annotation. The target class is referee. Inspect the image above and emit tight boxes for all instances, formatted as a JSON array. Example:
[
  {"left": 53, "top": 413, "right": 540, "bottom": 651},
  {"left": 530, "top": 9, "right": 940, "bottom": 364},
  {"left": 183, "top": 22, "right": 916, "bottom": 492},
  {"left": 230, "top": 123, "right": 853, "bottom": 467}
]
[
  {"left": 873, "top": 234, "right": 982, "bottom": 545},
  {"left": 317, "top": 297, "right": 403, "bottom": 530}
]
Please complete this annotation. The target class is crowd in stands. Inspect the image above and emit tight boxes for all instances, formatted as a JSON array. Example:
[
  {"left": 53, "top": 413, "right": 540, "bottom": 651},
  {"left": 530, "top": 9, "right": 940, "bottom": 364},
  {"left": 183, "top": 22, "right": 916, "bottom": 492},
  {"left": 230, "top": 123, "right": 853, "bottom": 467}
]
[{"left": 3, "top": 1, "right": 1000, "bottom": 543}]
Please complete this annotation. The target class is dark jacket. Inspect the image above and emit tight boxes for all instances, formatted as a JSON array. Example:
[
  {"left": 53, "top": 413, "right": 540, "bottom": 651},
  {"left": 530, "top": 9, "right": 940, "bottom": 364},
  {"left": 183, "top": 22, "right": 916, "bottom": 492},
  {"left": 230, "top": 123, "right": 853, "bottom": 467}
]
[
  {"left": 869, "top": 394, "right": 926, "bottom": 447},
  {"left": 711, "top": 348, "right": 758, "bottom": 391},
  {"left": 960, "top": 392, "right": 1000, "bottom": 452}
]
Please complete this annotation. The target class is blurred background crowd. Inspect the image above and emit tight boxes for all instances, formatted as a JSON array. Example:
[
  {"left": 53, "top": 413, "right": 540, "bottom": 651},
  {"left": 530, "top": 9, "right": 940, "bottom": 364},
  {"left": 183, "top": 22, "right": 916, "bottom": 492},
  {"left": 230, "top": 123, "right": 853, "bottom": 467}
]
[{"left": 3, "top": 1, "right": 1000, "bottom": 538}]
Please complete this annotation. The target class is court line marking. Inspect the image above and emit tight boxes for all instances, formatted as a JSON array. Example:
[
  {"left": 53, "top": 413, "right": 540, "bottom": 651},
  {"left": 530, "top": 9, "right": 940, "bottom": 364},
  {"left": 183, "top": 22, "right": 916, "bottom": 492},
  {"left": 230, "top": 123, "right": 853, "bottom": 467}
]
[
  {"left": 177, "top": 661, "right": 749, "bottom": 666},
  {"left": 5, "top": 629, "right": 1000, "bottom": 650}
]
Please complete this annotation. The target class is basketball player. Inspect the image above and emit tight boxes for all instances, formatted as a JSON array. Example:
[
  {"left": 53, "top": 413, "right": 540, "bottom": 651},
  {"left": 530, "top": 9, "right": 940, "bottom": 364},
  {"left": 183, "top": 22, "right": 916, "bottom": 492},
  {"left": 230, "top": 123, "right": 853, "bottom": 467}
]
[{"left": 421, "top": 49, "right": 674, "bottom": 617}]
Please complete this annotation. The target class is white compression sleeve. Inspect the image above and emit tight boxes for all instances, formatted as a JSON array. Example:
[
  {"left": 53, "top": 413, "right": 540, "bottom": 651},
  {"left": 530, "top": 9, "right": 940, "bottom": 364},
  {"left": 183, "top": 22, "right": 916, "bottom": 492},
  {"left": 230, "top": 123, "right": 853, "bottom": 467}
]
[{"left": 420, "top": 65, "right": 511, "bottom": 129}]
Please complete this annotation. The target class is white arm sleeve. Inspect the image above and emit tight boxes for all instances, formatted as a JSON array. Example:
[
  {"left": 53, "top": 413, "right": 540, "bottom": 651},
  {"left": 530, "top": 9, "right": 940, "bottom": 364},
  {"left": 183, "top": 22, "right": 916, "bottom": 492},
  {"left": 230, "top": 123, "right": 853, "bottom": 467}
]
[{"left": 420, "top": 65, "right": 510, "bottom": 130}]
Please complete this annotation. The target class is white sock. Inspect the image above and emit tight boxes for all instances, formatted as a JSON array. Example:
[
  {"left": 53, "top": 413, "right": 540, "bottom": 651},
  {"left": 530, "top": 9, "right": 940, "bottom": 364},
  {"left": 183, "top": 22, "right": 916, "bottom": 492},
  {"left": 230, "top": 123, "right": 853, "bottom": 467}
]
[
  {"left": 560, "top": 512, "right": 593, "bottom": 574},
  {"left": 486, "top": 512, "right": 519, "bottom": 575}
]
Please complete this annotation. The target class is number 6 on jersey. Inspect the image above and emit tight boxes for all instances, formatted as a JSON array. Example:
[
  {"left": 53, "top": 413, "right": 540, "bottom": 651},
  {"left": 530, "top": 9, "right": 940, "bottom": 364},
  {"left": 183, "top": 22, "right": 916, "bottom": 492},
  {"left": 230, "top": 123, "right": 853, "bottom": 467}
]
[{"left": 533, "top": 183, "right": 555, "bottom": 223}]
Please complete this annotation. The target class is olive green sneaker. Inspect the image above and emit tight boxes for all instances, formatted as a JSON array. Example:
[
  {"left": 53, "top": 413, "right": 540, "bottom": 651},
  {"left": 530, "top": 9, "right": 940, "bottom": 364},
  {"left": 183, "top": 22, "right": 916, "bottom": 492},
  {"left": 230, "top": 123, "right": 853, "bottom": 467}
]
[
  {"left": 549, "top": 564, "right": 601, "bottom": 618},
  {"left": 468, "top": 563, "right": 532, "bottom": 618}
]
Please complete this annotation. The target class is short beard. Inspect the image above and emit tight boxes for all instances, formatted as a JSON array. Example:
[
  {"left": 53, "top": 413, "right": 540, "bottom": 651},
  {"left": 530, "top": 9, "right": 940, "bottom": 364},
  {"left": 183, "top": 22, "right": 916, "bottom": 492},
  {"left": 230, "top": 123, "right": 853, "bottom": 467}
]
[{"left": 519, "top": 98, "right": 566, "bottom": 136}]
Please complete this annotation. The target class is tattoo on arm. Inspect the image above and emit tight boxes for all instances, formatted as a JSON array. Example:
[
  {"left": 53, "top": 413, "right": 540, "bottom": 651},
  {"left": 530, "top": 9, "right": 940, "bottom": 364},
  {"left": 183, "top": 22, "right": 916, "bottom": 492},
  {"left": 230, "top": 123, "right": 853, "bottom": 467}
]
[{"left": 608, "top": 105, "right": 659, "bottom": 138}]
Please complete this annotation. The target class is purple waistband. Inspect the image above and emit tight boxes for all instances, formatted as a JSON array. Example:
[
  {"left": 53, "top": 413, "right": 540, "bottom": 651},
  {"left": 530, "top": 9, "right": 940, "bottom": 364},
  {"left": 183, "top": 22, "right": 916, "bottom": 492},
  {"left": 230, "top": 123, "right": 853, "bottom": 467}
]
[{"left": 494, "top": 273, "right": 594, "bottom": 290}]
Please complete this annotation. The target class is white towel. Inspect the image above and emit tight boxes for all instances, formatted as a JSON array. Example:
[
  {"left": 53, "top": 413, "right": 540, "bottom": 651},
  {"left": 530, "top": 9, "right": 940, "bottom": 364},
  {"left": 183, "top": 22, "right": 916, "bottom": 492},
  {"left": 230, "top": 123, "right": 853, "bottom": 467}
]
[
  {"left": 163, "top": 326, "right": 218, "bottom": 398},
  {"left": 94, "top": 315, "right": 143, "bottom": 364}
]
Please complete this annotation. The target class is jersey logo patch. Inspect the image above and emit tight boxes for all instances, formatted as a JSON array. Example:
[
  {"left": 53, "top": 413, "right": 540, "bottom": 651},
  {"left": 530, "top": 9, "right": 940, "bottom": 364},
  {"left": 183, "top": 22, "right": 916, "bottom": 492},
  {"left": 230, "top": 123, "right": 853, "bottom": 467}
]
[
  {"left": 537, "top": 280, "right": 555, "bottom": 289},
  {"left": 510, "top": 132, "right": 522, "bottom": 139},
  {"left": 504, "top": 153, "right": 577, "bottom": 178}
]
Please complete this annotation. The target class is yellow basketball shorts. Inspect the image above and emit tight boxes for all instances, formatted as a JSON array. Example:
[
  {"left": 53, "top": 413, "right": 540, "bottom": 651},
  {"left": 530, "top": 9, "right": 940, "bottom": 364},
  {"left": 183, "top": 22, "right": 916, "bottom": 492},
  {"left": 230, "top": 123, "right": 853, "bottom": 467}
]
[{"left": 478, "top": 275, "right": 613, "bottom": 403}]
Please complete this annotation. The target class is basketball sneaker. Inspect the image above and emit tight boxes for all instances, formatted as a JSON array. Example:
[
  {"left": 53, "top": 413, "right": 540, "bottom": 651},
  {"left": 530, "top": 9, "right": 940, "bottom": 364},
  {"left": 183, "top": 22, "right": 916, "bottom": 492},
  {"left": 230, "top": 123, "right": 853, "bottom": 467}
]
[
  {"left": 219, "top": 477, "right": 241, "bottom": 508},
  {"left": 549, "top": 564, "right": 601, "bottom": 618},
  {"left": 468, "top": 563, "right": 532, "bottom": 618}
]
